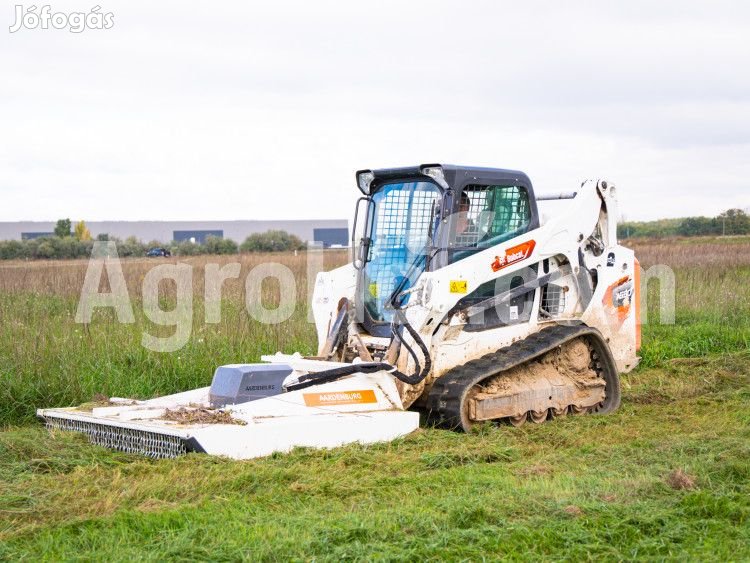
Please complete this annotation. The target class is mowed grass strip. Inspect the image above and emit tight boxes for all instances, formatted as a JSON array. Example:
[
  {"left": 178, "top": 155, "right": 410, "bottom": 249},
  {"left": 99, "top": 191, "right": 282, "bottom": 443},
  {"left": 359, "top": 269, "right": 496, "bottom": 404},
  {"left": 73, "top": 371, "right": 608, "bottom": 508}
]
[
  {"left": 0, "top": 239, "right": 748, "bottom": 559},
  {"left": 1, "top": 353, "right": 749, "bottom": 560}
]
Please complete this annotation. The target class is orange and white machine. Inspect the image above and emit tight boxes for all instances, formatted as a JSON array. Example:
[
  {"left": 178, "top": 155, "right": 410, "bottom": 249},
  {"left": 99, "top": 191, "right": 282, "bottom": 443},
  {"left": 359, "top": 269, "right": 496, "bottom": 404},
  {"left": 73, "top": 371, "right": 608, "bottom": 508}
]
[{"left": 39, "top": 164, "right": 639, "bottom": 458}]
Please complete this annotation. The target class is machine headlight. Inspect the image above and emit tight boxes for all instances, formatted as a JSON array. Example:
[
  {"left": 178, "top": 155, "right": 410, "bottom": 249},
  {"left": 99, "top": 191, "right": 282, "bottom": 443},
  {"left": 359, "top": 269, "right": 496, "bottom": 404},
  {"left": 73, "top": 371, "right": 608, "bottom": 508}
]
[
  {"left": 356, "top": 170, "right": 375, "bottom": 195},
  {"left": 420, "top": 164, "right": 448, "bottom": 189}
]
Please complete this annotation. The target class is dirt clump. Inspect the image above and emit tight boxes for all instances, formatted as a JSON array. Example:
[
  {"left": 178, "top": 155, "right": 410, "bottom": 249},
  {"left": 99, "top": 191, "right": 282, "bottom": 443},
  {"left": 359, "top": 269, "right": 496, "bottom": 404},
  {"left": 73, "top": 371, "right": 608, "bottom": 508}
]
[
  {"left": 478, "top": 338, "right": 602, "bottom": 395},
  {"left": 558, "top": 338, "right": 593, "bottom": 373},
  {"left": 163, "top": 407, "right": 247, "bottom": 426},
  {"left": 542, "top": 337, "right": 599, "bottom": 383},
  {"left": 77, "top": 394, "right": 115, "bottom": 411},
  {"left": 666, "top": 468, "right": 696, "bottom": 490},
  {"left": 289, "top": 481, "right": 310, "bottom": 493},
  {"left": 518, "top": 464, "right": 553, "bottom": 477},
  {"left": 564, "top": 505, "right": 584, "bottom": 517}
]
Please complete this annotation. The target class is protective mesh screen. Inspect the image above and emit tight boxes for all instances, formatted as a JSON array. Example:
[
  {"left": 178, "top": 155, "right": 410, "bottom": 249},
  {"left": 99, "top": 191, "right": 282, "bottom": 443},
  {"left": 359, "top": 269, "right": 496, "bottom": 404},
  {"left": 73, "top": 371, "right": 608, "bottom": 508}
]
[
  {"left": 453, "top": 185, "right": 530, "bottom": 248},
  {"left": 540, "top": 283, "right": 566, "bottom": 317},
  {"left": 364, "top": 182, "right": 439, "bottom": 321},
  {"left": 372, "top": 185, "right": 436, "bottom": 269},
  {"left": 43, "top": 415, "right": 188, "bottom": 459}
]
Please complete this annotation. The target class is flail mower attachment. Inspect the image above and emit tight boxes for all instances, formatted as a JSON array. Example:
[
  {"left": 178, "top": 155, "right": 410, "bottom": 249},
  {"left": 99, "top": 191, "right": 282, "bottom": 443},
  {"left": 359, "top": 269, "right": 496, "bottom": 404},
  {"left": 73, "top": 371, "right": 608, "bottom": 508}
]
[{"left": 37, "top": 358, "right": 420, "bottom": 460}]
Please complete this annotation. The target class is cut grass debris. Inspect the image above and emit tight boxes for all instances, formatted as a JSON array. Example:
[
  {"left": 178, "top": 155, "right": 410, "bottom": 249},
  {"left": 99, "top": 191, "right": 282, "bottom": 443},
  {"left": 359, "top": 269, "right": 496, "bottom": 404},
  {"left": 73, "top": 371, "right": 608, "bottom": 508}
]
[
  {"left": 162, "top": 407, "right": 247, "bottom": 426},
  {"left": 0, "top": 353, "right": 748, "bottom": 560}
]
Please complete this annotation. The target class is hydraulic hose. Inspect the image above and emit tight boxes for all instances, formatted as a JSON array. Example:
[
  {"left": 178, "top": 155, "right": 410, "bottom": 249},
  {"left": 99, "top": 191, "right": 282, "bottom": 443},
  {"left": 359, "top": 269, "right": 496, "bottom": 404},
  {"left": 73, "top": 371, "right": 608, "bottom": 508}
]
[
  {"left": 285, "top": 310, "right": 432, "bottom": 392},
  {"left": 286, "top": 252, "right": 434, "bottom": 392},
  {"left": 389, "top": 308, "right": 432, "bottom": 384}
]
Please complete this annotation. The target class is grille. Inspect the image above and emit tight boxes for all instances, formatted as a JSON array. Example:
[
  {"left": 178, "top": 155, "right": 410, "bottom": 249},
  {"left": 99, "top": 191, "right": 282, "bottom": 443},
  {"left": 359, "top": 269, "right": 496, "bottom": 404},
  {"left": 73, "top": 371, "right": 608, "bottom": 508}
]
[
  {"left": 454, "top": 185, "right": 529, "bottom": 248},
  {"left": 43, "top": 415, "right": 189, "bottom": 459},
  {"left": 367, "top": 182, "right": 438, "bottom": 319},
  {"left": 540, "top": 284, "right": 566, "bottom": 317},
  {"left": 374, "top": 185, "right": 436, "bottom": 241}
]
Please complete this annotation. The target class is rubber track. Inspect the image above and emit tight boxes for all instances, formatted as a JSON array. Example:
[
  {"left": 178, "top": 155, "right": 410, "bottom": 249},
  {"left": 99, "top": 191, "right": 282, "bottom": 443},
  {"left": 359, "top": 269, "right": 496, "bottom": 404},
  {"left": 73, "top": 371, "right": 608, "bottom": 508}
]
[{"left": 425, "top": 323, "right": 621, "bottom": 431}]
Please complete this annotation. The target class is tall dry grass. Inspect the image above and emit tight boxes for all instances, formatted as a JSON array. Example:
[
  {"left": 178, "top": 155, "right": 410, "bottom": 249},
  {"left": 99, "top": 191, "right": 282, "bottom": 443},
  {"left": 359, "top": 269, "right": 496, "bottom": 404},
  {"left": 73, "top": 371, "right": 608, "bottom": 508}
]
[
  {"left": 0, "top": 240, "right": 748, "bottom": 425},
  {"left": 628, "top": 237, "right": 750, "bottom": 269},
  {"left": 0, "top": 251, "right": 347, "bottom": 425},
  {"left": 628, "top": 239, "right": 750, "bottom": 318},
  {"left": 0, "top": 251, "right": 349, "bottom": 301},
  {"left": 624, "top": 238, "right": 750, "bottom": 365}
]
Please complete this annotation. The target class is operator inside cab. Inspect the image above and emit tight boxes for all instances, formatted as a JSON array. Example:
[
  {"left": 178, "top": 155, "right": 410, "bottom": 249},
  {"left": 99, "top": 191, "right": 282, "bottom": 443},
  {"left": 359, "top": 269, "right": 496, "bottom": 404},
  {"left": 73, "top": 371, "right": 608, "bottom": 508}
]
[{"left": 453, "top": 192, "right": 484, "bottom": 248}]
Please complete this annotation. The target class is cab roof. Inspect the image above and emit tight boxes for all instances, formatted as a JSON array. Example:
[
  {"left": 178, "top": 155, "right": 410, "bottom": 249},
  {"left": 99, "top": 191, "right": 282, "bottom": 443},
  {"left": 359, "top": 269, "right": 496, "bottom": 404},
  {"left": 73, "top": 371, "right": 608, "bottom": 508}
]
[{"left": 367, "top": 164, "right": 533, "bottom": 191}]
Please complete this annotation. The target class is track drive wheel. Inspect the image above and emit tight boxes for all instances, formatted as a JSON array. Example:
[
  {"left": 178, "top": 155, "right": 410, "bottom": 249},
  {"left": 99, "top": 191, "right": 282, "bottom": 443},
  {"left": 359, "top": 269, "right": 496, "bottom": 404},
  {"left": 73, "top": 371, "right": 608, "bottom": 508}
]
[
  {"left": 508, "top": 414, "right": 527, "bottom": 427},
  {"left": 528, "top": 410, "right": 548, "bottom": 424},
  {"left": 426, "top": 324, "right": 621, "bottom": 432}
]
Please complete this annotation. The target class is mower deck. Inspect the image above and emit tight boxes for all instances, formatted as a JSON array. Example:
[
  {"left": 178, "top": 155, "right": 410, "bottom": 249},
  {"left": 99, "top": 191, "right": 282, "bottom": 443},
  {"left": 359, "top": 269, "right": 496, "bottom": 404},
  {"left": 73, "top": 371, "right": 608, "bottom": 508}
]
[{"left": 37, "top": 372, "right": 419, "bottom": 460}]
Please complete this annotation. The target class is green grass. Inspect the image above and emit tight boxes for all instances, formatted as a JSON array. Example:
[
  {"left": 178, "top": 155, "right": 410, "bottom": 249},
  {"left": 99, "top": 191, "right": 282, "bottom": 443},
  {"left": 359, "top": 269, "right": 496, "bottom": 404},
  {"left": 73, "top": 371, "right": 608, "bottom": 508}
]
[
  {"left": 1, "top": 246, "right": 749, "bottom": 559},
  {"left": 1, "top": 353, "right": 749, "bottom": 560},
  {"left": 640, "top": 318, "right": 750, "bottom": 367},
  {"left": 0, "top": 294, "right": 318, "bottom": 427}
]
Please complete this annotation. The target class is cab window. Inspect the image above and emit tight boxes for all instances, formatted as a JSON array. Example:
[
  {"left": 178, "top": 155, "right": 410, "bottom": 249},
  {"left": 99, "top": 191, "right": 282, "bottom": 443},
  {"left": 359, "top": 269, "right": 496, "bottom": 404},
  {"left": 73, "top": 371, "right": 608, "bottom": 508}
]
[{"left": 449, "top": 184, "right": 531, "bottom": 261}]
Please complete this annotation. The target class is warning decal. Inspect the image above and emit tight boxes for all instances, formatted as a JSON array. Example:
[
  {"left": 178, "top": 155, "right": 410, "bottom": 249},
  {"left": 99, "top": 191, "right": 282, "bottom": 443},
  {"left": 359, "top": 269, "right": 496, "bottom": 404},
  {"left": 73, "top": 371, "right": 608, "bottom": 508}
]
[{"left": 449, "top": 280, "right": 468, "bottom": 293}]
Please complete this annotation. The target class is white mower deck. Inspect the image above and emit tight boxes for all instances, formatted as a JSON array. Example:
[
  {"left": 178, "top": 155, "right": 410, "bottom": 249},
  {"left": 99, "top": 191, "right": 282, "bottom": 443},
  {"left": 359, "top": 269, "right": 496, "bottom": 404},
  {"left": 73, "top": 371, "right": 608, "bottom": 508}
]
[{"left": 37, "top": 371, "right": 419, "bottom": 460}]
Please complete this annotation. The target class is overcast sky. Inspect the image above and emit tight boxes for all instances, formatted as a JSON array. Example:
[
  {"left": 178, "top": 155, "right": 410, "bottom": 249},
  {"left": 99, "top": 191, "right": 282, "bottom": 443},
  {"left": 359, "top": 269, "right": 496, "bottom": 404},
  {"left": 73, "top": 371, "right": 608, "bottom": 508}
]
[{"left": 1, "top": 1, "right": 748, "bottom": 223}]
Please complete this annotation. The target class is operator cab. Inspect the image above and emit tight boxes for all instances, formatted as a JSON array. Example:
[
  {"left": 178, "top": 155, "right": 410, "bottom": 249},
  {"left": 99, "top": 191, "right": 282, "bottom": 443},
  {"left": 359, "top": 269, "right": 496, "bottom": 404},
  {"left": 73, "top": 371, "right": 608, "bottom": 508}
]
[{"left": 353, "top": 164, "right": 540, "bottom": 337}]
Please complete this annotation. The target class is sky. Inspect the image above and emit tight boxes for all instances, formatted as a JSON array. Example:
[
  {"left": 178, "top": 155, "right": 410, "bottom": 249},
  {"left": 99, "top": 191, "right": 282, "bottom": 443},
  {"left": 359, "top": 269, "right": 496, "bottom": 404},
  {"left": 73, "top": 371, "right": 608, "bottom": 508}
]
[{"left": 1, "top": 1, "right": 749, "bottom": 223}]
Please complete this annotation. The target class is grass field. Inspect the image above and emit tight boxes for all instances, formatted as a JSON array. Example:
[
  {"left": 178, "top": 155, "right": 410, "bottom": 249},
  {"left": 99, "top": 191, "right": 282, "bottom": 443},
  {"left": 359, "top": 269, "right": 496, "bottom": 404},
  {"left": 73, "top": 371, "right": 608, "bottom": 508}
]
[{"left": 1, "top": 240, "right": 749, "bottom": 560}]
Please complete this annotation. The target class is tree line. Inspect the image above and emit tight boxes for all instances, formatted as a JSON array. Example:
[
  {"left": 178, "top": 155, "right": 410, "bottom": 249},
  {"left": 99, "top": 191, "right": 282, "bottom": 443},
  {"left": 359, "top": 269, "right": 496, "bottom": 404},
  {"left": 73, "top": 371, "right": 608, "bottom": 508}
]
[
  {"left": 618, "top": 208, "right": 750, "bottom": 239},
  {"left": 0, "top": 219, "right": 307, "bottom": 260}
]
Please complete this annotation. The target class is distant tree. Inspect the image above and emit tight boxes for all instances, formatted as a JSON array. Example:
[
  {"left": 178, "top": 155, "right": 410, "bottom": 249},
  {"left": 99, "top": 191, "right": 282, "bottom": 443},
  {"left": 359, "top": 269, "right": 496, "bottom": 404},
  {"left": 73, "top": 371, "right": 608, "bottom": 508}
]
[
  {"left": 204, "top": 235, "right": 238, "bottom": 255},
  {"left": 717, "top": 208, "right": 750, "bottom": 236},
  {"left": 677, "top": 216, "right": 719, "bottom": 237},
  {"left": 74, "top": 220, "right": 92, "bottom": 241},
  {"left": 0, "top": 240, "right": 23, "bottom": 260},
  {"left": 117, "top": 236, "right": 146, "bottom": 257},
  {"left": 172, "top": 240, "right": 203, "bottom": 256},
  {"left": 54, "top": 219, "right": 72, "bottom": 238},
  {"left": 96, "top": 233, "right": 109, "bottom": 242},
  {"left": 617, "top": 218, "right": 682, "bottom": 239},
  {"left": 619, "top": 208, "right": 749, "bottom": 239},
  {"left": 240, "top": 230, "right": 306, "bottom": 253},
  {"left": 35, "top": 240, "right": 56, "bottom": 259}
]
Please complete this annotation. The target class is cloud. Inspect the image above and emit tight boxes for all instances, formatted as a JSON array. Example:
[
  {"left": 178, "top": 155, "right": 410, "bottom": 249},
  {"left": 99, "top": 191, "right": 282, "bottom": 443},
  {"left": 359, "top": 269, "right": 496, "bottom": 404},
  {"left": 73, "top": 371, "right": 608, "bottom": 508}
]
[{"left": 0, "top": 0, "right": 748, "bottom": 222}]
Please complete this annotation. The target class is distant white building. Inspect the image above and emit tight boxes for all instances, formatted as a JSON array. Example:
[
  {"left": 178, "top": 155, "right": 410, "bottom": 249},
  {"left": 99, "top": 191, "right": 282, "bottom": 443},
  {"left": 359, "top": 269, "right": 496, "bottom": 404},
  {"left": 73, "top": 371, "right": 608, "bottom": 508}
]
[{"left": 0, "top": 220, "right": 349, "bottom": 248}]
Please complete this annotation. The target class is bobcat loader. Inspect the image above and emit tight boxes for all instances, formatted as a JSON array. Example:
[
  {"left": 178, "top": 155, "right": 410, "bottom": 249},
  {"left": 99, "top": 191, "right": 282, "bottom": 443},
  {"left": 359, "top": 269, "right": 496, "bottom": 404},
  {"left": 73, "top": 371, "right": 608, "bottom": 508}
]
[{"left": 38, "top": 164, "right": 640, "bottom": 459}]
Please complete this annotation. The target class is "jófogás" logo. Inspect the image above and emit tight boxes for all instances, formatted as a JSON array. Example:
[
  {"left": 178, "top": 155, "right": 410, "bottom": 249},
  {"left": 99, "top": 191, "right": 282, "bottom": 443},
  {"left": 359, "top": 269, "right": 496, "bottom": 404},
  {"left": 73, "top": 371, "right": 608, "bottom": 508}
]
[{"left": 9, "top": 5, "right": 114, "bottom": 33}]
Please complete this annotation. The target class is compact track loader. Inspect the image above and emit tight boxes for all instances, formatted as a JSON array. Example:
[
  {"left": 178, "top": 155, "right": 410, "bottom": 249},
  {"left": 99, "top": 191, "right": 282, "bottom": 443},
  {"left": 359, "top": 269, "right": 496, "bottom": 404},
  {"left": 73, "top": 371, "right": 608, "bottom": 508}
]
[{"left": 39, "top": 164, "right": 640, "bottom": 459}]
